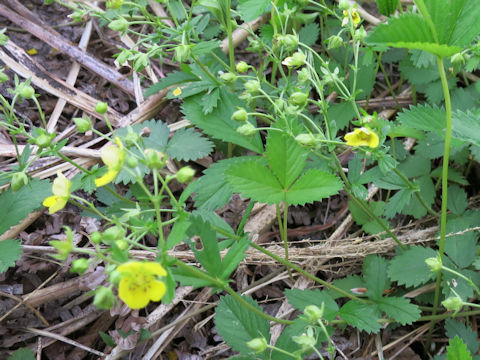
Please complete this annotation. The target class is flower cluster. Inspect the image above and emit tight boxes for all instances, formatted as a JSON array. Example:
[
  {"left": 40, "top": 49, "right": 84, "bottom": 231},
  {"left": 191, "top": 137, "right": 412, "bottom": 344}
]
[
  {"left": 95, "top": 137, "right": 125, "bottom": 187},
  {"left": 116, "top": 261, "right": 167, "bottom": 309},
  {"left": 344, "top": 127, "right": 379, "bottom": 148}
]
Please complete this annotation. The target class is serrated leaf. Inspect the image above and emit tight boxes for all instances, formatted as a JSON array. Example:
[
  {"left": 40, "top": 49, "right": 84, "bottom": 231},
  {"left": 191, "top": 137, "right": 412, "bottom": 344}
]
[
  {"left": 399, "top": 56, "right": 440, "bottom": 85},
  {"left": 187, "top": 216, "right": 222, "bottom": 275},
  {"left": 0, "top": 179, "right": 51, "bottom": 236},
  {"left": 447, "top": 336, "right": 472, "bottom": 360},
  {"left": 443, "top": 268, "right": 480, "bottom": 300},
  {"left": 272, "top": 318, "right": 311, "bottom": 360},
  {"left": 192, "top": 40, "right": 221, "bottom": 57},
  {"left": 445, "top": 319, "right": 480, "bottom": 355},
  {"left": 237, "top": 0, "right": 270, "bottom": 21},
  {"left": 284, "top": 288, "right": 339, "bottom": 321},
  {"left": 286, "top": 169, "right": 343, "bottom": 206},
  {"left": 443, "top": 216, "right": 478, "bottom": 269},
  {"left": 363, "top": 255, "right": 390, "bottom": 299},
  {"left": 0, "top": 239, "right": 21, "bottom": 273},
  {"left": 182, "top": 89, "right": 264, "bottom": 153},
  {"left": 7, "top": 348, "right": 35, "bottom": 360},
  {"left": 299, "top": 23, "right": 319, "bottom": 46},
  {"left": 452, "top": 110, "right": 480, "bottom": 147},
  {"left": 375, "top": 0, "right": 399, "bottom": 16},
  {"left": 166, "top": 127, "right": 213, "bottom": 161},
  {"left": 388, "top": 246, "right": 437, "bottom": 287},
  {"left": 144, "top": 71, "right": 197, "bottom": 97},
  {"left": 201, "top": 87, "right": 220, "bottom": 114},
  {"left": 375, "top": 297, "right": 421, "bottom": 325},
  {"left": 215, "top": 295, "right": 271, "bottom": 355},
  {"left": 397, "top": 104, "right": 445, "bottom": 136},
  {"left": 266, "top": 131, "right": 308, "bottom": 188},
  {"left": 340, "top": 301, "right": 381, "bottom": 333},
  {"left": 384, "top": 188, "right": 415, "bottom": 219},
  {"left": 328, "top": 275, "right": 366, "bottom": 299},
  {"left": 447, "top": 185, "right": 467, "bottom": 215}
]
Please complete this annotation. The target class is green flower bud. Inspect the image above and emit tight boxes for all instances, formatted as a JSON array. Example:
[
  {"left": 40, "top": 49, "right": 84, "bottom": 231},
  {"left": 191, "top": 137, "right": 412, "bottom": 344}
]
[
  {"left": 124, "top": 128, "right": 141, "bottom": 146},
  {"left": 246, "top": 337, "right": 268, "bottom": 354},
  {"left": 295, "top": 133, "right": 316, "bottom": 147},
  {"left": 71, "top": 258, "right": 89, "bottom": 274},
  {"left": 232, "top": 108, "right": 248, "bottom": 122},
  {"left": 289, "top": 92, "right": 308, "bottom": 106},
  {"left": 106, "top": 0, "right": 123, "bottom": 8},
  {"left": 304, "top": 304, "right": 324, "bottom": 323},
  {"left": 285, "top": 104, "right": 300, "bottom": 115},
  {"left": 236, "top": 61, "right": 249, "bottom": 73},
  {"left": 35, "top": 134, "right": 52, "bottom": 148},
  {"left": 282, "top": 51, "right": 306, "bottom": 67},
  {"left": 292, "top": 327, "right": 316, "bottom": 351},
  {"left": 275, "top": 34, "right": 298, "bottom": 51},
  {"left": 327, "top": 35, "right": 343, "bottom": 50},
  {"left": 73, "top": 116, "right": 92, "bottom": 133},
  {"left": 442, "top": 296, "right": 463, "bottom": 313},
  {"left": 0, "top": 69, "right": 9, "bottom": 83},
  {"left": 93, "top": 286, "right": 115, "bottom": 310},
  {"left": 114, "top": 239, "right": 128, "bottom": 251},
  {"left": 244, "top": 79, "right": 260, "bottom": 93},
  {"left": 90, "top": 231, "right": 102, "bottom": 244},
  {"left": 297, "top": 67, "right": 310, "bottom": 83},
  {"left": 176, "top": 166, "right": 195, "bottom": 183},
  {"left": 246, "top": 37, "right": 262, "bottom": 52},
  {"left": 339, "top": 0, "right": 350, "bottom": 10},
  {"left": 236, "top": 122, "right": 257, "bottom": 136},
  {"left": 144, "top": 149, "right": 166, "bottom": 169},
  {"left": 353, "top": 27, "right": 367, "bottom": 41},
  {"left": 451, "top": 53, "right": 465, "bottom": 65},
  {"left": 220, "top": 72, "right": 237, "bottom": 83},
  {"left": 11, "top": 172, "right": 28, "bottom": 191},
  {"left": 19, "top": 84, "right": 35, "bottom": 99},
  {"left": 102, "top": 226, "right": 126, "bottom": 243},
  {"left": 108, "top": 17, "right": 129, "bottom": 32},
  {"left": 425, "top": 256, "right": 442, "bottom": 272},
  {"left": 0, "top": 29, "right": 9, "bottom": 46},
  {"left": 174, "top": 44, "right": 191, "bottom": 63},
  {"left": 95, "top": 101, "right": 108, "bottom": 114},
  {"left": 126, "top": 156, "right": 138, "bottom": 168}
]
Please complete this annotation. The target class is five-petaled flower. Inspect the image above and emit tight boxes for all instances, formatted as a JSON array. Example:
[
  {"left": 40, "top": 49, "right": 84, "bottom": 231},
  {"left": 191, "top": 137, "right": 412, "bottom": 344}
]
[
  {"left": 344, "top": 127, "right": 379, "bottom": 148},
  {"left": 43, "top": 171, "right": 72, "bottom": 214},
  {"left": 342, "top": 8, "right": 361, "bottom": 27},
  {"left": 117, "top": 261, "right": 167, "bottom": 309},
  {"left": 95, "top": 137, "right": 125, "bottom": 187}
]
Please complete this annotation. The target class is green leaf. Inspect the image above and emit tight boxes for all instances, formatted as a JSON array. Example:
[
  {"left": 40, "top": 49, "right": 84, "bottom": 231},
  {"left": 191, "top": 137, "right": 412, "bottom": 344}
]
[
  {"left": 182, "top": 89, "right": 264, "bottom": 153},
  {"left": 99, "top": 331, "right": 116, "bottom": 347},
  {"left": 447, "top": 336, "right": 472, "bottom": 360},
  {"left": 401, "top": 176, "right": 435, "bottom": 219},
  {"left": 272, "top": 319, "right": 311, "bottom": 360},
  {"left": 226, "top": 159, "right": 284, "bottom": 204},
  {"left": 299, "top": 23, "right": 320, "bottom": 46},
  {"left": 397, "top": 104, "right": 445, "bottom": 136},
  {"left": 452, "top": 110, "right": 480, "bottom": 147},
  {"left": 286, "top": 169, "right": 343, "bottom": 206},
  {"left": 375, "top": 0, "right": 399, "bottom": 16},
  {"left": 192, "top": 40, "right": 221, "bottom": 57},
  {"left": 215, "top": 295, "right": 271, "bottom": 355},
  {"left": 144, "top": 71, "right": 197, "bottom": 97},
  {"left": 0, "top": 179, "right": 51, "bottom": 236},
  {"left": 220, "top": 236, "right": 249, "bottom": 280},
  {"left": 187, "top": 216, "right": 222, "bottom": 276},
  {"left": 237, "top": 0, "right": 270, "bottom": 22},
  {"left": 363, "top": 255, "right": 389, "bottom": 300},
  {"left": 445, "top": 319, "right": 480, "bottom": 354},
  {"left": 443, "top": 216, "right": 478, "bottom": 269},
  {"left": 375, "top": 297, "right": 421, "bottom": 325},
  {"left": 384, "top": 188, "right": 415, "bottom": 219},
  {"left": 284, "top": 288, "right": 339, "bottom": 321},
  {"left": 388, "top": 246, "right": 437, "bottom": 287},
  {"left": 340, "top": 301, "right": 381, "bottom": 333},
  {"left": 447, "top": 185, "right": 467, "bottom": 215},
  {"left": 166, "top": 127, "right": 214, "bottom": 161},
  {"left": 327, "top": 275, "right": 366, "bottom": 299},
  {"left": 200, "top": 87, "right": 220, "bottom": 114},
  {"left": 266, "top": 131, "right": 308, "bottom": 188},
  {"left": 0, "top": 239, "right": 21, "bottom": 273},
  {"left": 166, "top": 216, "right": 190, "bottom": 250},
  {"left": 7, "top": 348, "right": 35, "bottom": 360}
]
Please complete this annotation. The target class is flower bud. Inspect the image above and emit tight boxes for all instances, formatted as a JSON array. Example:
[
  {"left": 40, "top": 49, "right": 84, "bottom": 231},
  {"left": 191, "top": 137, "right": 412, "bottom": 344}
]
[
  {"left": 232, "top": 108, "right": 248, "bottom": 122},
  {"left": 353, "top": 27, "right": 367, "bottom": 41},
  {"left": 144, "top": 149, "right": 166, "bottom": 169},
  {"left": 102, "top": 226, "right": 126, "bottom": 243},
  {"left": 339, "top": 0, "right": 350, "bottom": 10},
  {"left": 304, "top": 304, "right": 324, "bottom": 323},
  {"left": 74, "top": 116, "right": 92, "bottom": 133},
  {"left": 109, "top": 270, "right": 122, "bottom": 286},
  {"left": 95, "top": 101, "right": 108, "bottom": 114},
  {"left": 114, "top": 239, "right": 128, "bottom": 251},
  {"left": 451, "top": 53, "right": 465, "bottom": 65},
  {"left": 425, "top": 256, "right": 442, "bottom": 272},
  {"left": 126, "top": 156, "right": 138, "bottom": 168},
  {"left": 275, "top": 34, "right": 298, "bottom": 51},
  {"left": 295, "top": 133, "right": 316, "bottom": 147},
  {"left": 246, "top": 37, "right": 262, "bottom": 52},
  {"left": 246, "top": 337, "right": 268, "bottom": 353},
  {"left": 71, "top": 258, "right": 89, "bottom": 274},
  {"left": 220, "top": 72, "right": 237, "bottom": 83},
  {"left": 176, "top": 166, "right": 195, "bottom": 183},
  {"left": 289, "top": 92, "right": 308, "bottom": 106},
  {"left": 297, "top": 67, "right": 310, "bottom": 83},
  {"left": 236, "top": 122, "right": 257, "bottom": 136},
  {"left": 108, "top": 17, "right": 129, "bottom": 32},
  {"left": 19, "top": 84, "right": 35, "bottom": 99},
  {"left": 90, "top": 231, "right": 102, "bottom": 245},
  {"left": 327, "top": 35, "right": 343, "bottom": 50},
  {"left": 442, "top": 296, "right": 463, "bottom": 312},
  {"left": 106, "top": 0, "right": 123, "bottom": 9},
  {"left": 244, "top": 79, "right": 260, "bottom": 93},
  {"left": 35, "top": 134, "right": 52, "bottom": 148},
  {"left": 282, "top": 51, "right": 306, "bottom": 67},
  {"left": 93, "top": 286, "right": 115, "bottom": 310},
  {"left": 174, "top": 44, "right": 191, "bottom": 63},
  {"left": 11, "top": 172, "right": 28, "bottom": 191},
  {"left": 236, "top": 61, "right": 249, "bottom": 73},
  {"left": 292, "top": 327, "right": 316, "bottom": 351}
]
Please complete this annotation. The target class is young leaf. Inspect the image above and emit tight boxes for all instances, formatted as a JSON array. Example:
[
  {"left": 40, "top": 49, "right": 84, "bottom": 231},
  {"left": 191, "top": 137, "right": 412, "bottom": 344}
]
[
  {"left": 340, "top": 301, "right": 381, "bottom": 334},
  {"left": 375, "top": 297, "right": 421, "bottom": 325},
  {"left": 445, "top": 319, "right": 480, "bottom": 355},
  {"left": 284, "top": 288, "right": 339, "bottom": 321},
  {"left": 0, "top": 239, "right": 21, "bottom": 273},
  {"left": 182, "top": 89, "right": 264, "bottom": 153},
  {"left": 363, "top": 255, "right": 390, "bottom": 300},
  {"left": 285, "top": 169, "right": 343, "bottom": 206},
  {"left": 0, "top": 179, "right": 51, "bottom": 235},
  {"left": 446, "top": 336, "right": 472, "bottom": 360},
  {"left": 375, "top": 0, "right": 399, "bottom": 16},
  {"left": 166, "top": 127, "right": 214, "bottom": 161},
  {"left": 265, "top": 131, "right": 308, "bottom": 189},
  {"left": 215, "top": 295, "right": 271, "bottom": 355},
  {"left": 388, "top": 246, "right": 437, "bottom": 287}
]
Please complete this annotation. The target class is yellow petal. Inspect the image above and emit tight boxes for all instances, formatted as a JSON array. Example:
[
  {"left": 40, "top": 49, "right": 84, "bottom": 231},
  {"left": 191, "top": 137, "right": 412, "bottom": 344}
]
[
  {"left": 148, "top": 280, "right": 166, "bottom": 302},
  {"left": 94, "top": 169, "right": 119, "bottom": 187},
  {"left": 43, "top": 195, "right": 58, "bottom": 207},
  {"left": 43, "top": 196, "right": 68, "bottom": 214},
  {"left": 52, "top": 172, "right": 71, "bottom": 197},
  {"left": 117, "top": 261, "right": 142, "bottom": 274},
  {"left": 173, "top": 87, "right": 182, "bottom": 96},
  {"left": 118, "top": 277, "right": 150, "bottom": 309},
  {"left": 101, "top": 145, "right": 123, "bottom": 168},
  {"left": 344, "top": 128, "right": 379, "bottom": 148},
  {"left": 142, "top": 262, "right": 167, "bottom": 277}
]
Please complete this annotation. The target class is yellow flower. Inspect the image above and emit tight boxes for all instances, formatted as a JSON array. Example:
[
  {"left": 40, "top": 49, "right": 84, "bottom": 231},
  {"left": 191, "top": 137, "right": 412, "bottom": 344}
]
[
  {"left": 342, "top": 8, "right": 361, "bottom": 27},
  {"left": 43, "top": 171, "right": 72, "bottom": 214},
  {"left": 344, "top": 127, "right": 379, "bottom": 148},
  {"left": 95, "top": 138, "right": 125, "bottom": 187},
  {"left": 117, "top": 261, "right": 167, "bottom": 309}
]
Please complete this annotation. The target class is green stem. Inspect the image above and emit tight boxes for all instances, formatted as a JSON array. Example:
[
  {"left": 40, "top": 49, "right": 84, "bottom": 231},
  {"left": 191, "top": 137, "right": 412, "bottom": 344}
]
[
  {"left": 191, "top": 53, "right": 222, "bottom": 85},
  {"left": 69, "top": 197, "right": 110, "bottom": 221},
  {"left": 56, "top": 153, "right": 91, "bottom": 175},
  {"left": 103, "top": 185, "right": 136, "bottom": 205},
  {"left": 225, "top": 0, "right": 235, "bottom": 72}
]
